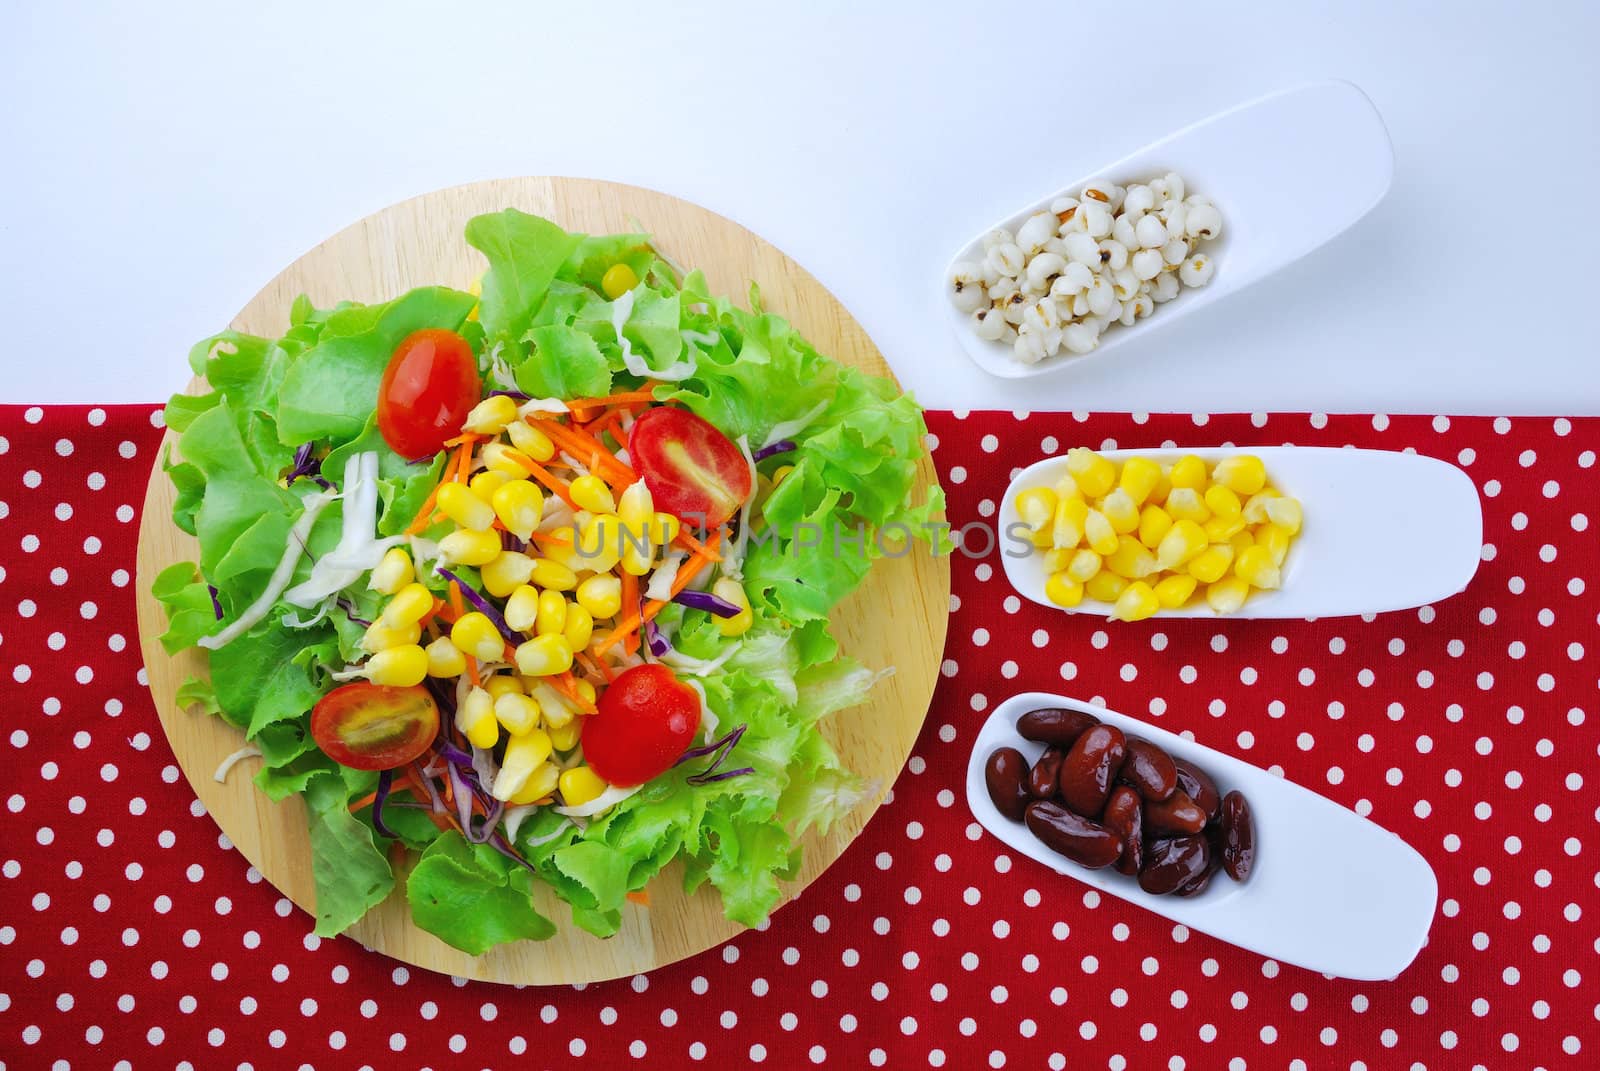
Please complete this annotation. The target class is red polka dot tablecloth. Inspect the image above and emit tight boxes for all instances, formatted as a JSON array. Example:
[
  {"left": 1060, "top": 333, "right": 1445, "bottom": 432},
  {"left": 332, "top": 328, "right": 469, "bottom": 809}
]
[{"left": 2, "top": 404, "right": 1597, "bottom": 1071}]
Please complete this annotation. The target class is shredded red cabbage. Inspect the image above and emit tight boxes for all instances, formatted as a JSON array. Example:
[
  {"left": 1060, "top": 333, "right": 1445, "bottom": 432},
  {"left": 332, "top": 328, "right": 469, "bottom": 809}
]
[
  {"left": 752, "top": 439, "right": 796, "bottom": 462},
  {"left": 370, "top": 768, "right": 398, "bottom": 839},
  {"left": 687, "top": 766, "right": 754, "bottom": 785},
  {"left": 435, "top": 567, "right": 521, "bottom": 645},
  {"left": 644, "top": 617, "right": 671, "bottom": 657},
  {"left": 676, "top": 723, "right": 752, "bottom": 785},
  {"left": 334, "top": 595, "right": 371, "bottom": 628},
  {"left": 500, "top": 530, "right": 528, "bottom": 553},
  {"left": 675, "top": 723, "right": 746, "bottom": 765},
  {"left": 206, "top": 585, "right": 224, "bottom": 621},
  {"left": 673, "top": 589, "right": 741, "bottom": 618},
  {"left": 285, "top": 442, "right": 332, "bottom": 488},
  {"left": 486, "top": 389, "right": 530, "bottom": 401}
]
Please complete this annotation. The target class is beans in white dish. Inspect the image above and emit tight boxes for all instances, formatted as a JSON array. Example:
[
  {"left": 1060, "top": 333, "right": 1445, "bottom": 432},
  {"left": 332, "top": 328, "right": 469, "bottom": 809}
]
[{"left": 951, "top": 173, "right": 1223, "bottom": 365}]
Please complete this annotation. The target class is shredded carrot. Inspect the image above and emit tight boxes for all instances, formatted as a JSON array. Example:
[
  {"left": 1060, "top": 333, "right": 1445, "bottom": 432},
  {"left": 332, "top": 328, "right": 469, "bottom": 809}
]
[
  {"left": 511, "top": 454, "right": 579, "bottom": 510},
  {"left": 452, "top": 438, "right": 477, "bottom": 482},
  {"left": 465, "top": 654, "right": 480, "bottom": 688},
  {"left": 626, "top": 890, "right": 652, "bottom": 907},
  {"left": 594, "top": 531, "right": 722, "bottom": 655},
  {"left": 403, "top": 483, "right": 442, "bottom": 535},
  {"left": 551, "top": 671, "right": 597, "bottom": 714},
  {"left": 674, "top": 526, "right": 722, "bottom": 563},
  {"left": 348, "top": 790, "right": 379, "bottom": 813},
  {"left": 442, "top": 432, "right": 479, "bottom": 448},
  {"left": 568, "top": 389, "right": 661, "bottom": 410},
  {"left": 620, "top": 569, "right": 639, "bottom": 637},
  {"left": 537, "top": 419, "right": 636, "bottom": 485}
]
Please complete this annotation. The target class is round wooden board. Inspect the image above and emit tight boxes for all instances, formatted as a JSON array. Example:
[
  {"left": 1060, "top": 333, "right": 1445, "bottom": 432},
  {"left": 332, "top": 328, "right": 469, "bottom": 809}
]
[{"left": 135, "top": 178, "right": 949, "bottom": 985}]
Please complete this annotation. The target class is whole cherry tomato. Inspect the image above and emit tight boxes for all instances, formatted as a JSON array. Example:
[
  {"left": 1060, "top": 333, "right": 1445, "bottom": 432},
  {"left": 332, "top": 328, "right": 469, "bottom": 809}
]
[
  {"left": 377, "top": 328, "right": 481, "bottom": 460},
  {"left": 310, "top": 683, "right": 440, "bottom": 771},
  {"left": 582, "top": 664, "right": 701, "bottom": 787},
  {"left": 627, "top": 406, "right": 752, "bottom": 529}
]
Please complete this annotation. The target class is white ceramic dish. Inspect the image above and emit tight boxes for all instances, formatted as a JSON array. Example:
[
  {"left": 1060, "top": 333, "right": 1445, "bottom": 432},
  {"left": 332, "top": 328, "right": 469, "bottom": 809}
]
[
  {"left": 1000, "top": 446, "right": 1481, "bottom": 619},
  {"left": 967, "top": 692, "right": 1437, "bottom": 980},
  {"left": 942, "top": 80, "right": 1393, "bottom": 379}
]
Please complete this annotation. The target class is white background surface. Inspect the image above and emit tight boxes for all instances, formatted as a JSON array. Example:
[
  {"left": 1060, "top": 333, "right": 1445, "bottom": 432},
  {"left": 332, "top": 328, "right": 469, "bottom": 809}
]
[{"left": 3, "top": 1, "right": 1597, "bottom": 414}]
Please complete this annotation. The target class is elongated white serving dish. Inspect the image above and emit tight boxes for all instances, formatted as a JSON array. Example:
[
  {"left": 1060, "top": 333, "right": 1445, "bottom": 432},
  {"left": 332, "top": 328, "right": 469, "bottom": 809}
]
[
  {"left": 943, "top": 80, "right": 1393, "bottom": 379},
  {"left": 1000, "top": 446, "right": 1481, "bottom": 619},
  {"left": 967, "top": 692, "right": 1437, "bottom": 980}
]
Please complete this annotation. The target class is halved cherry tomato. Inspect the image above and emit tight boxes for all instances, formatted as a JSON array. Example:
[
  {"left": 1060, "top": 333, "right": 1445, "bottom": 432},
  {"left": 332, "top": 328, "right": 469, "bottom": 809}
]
[
  {"left": 627, "top": 406, "right": 752, "bottom": 529},
  {"left": 310, "top": 683, "right": 440, "bottom": 771},
  {"left": 377, "top": 328, "right": 482, "bottom": 460},
  {"left": 582, "top": 664, "right": 701, "bottom": 787}
]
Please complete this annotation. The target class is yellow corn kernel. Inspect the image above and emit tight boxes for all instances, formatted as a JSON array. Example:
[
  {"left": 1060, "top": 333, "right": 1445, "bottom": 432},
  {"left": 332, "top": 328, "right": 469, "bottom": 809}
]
[
  {"left": 508, "top": 761, "right": 561, "bottom": 805},
  {"left": 1234, "top": 544, "right": 1282, "bottom": 590},
  {"left": 563, "top": 605, "right": 594, "bottom": 650},
  {"left": 436, "top": 482, "right": 497, "bottom": 531},
  {"left": 1052, "top": 495, "right": 1088, "bottom": 549},
  {"left": 490, "top": 479, "right": 544, "bottom": 539},
  {"left": 1105, "top": 535, "right": 1159, "bottom": 579},
  {"left": 1169, "top": 454, "right": 1208, "bottom": 490},
  {"left": 601, "top": 262, "right": 639, "bottom": 299},
  {"left": 368, "top": 547, "right": 414, "bottom": 595},
  {"left": 1187, "top": 544, "right": 1236, "bottom": 584},
  {"left": 617, "top": 480, "right": 654, "bottom": 527},
  {"left": 1137, "top": 505, "right": 1173, "bottom": 550},
  {"left": 559, "top": 765, "right": 609, "bottom": 808},
  {"left": 1258, "top": 524, "right": 1293, "bottom": 566},
  {"left": 1066, "top": 448, "right": 1117, "bottom": 498},
  {"left": 424, "top": 635, "right": 466, "bottom": 677},
  {"left": 364, "top": 645, "right": 428, "bottom": 687},
  {"left": 493, "top": 728, "right": 554, "bottom": 801},
  {"left": 569, "top": 474, "right": 616, "bottom": 515},
  {"left": 576, "top": 513, "right": 625, "bottom": 574},
  {"left": 620, "top": 518, "right": 655, "bottom": 577},
  {"left": 1084, "top": 509, "right": 1120, "bottom": 555},
  {"left": 529, "top": 681, "right": 577, "bottom": 729},
  {"left": 1066, "top": 548, "right": 1102, "bottom": 583},
  {"left": 484, "top": 673, "right": 525, "bottom": 699},
  {"left": 515, "top": 634, "right": 574, "bottom": 677},
  {"left": 462, "top": 394, "right": 519, "bottom": 437},
  {"left": 381, "top": 582, "right": 434, "bottom": 628},
  {"left": 1044, "top": 572, "right": 1083, "bottom": 608},
  {"left": 1118, "top": 456, "right": 1163, "bottom": 506},
  {"left": 1203, "top": 515, "right": 1246, "bottom": 543},
  {"left": 1241, "top": 488, "right": 1280, "bottom": 524},
  {"left": 456, "top": 686, "right": 499, "bottom": 749},
  {"left": 576, "top": 574, "right": 623, "bottom": 619},
  {"left": 1111, "top": 580, "right": 1160, "bottom": 622},
  {"left": 574, "top": 679, "right": 596, "bottom": 705},
  {"left": 649, "top": 511, "right": 681, "bottom": 547},
  {"left": 480, "top": 551, "right": 535, "bottom": 599},
  {"left": 468, "top": 469, "right": 510, "bottom": 500},
  {"left": 1014, "top": 486, "right": 1058, "bottom": 536},
  {"left": 1100, "top": 488, "right": 1141, "bottom": 534},
  {"left": 530, "top": 557, "right": 578, "bottom": 592},
  {"left": 504, "top": 585, "right": 541, "bottom": 633},
  {"left": 1165, "top": 487, "right": 1211, "bottom": 524},
  {"left": 439, "top": 528, "right": 502, "bottom": 567},
  {"left": 494, "top": 692, "right": 542, "bottom": 735},
  {"left": 1154, "top": 573, "right": 1198, "bottom": 609},
  {"left": 362, "top": 619, "right": 421, "bottom": 653},
  {"left": 1212, "top": 455, "right": 1267, "bottom": 496},
  {"left": 481, "top": 441, "right": 535, "bottom": 477},
  {"left": 1043, "top": 548, "right": 1074, "bottom": 572},
  {"left": 467, "top": 276, "right": 482, "bottom": 318},
  {"left": 506, "top": 420, "right": 557, "bottom": 463},
  {"left": 1156, "top": 519, "right": 1208, "bottom": 570},
  {"left": 535, "top": 590, "right": 568, "bottom": 637},
  {"left": 713, "top": 578, "right": 753, "bottom": 637},
  {"left": 1203, "top": 483, "right": 1242, "bottom": 521},
  {"left": 1206, "top": 576, "right": 1250, "bottom": 614},
  {"left": 451, "top": 611, "right": 505, "bottom": 662},
  {"left": 548, "top": 718, "right": 582, "bottom": 752},
  {"left": 1264, "top": 497, "right": 1303, "bottom": 535},
  {"left": 1148, "top": 468, "right": 1172, "bottom": 507},
  {"left": 1229, "top": 528, "right": 1255, "bottom": 553},
  {"left": 1085, "top": 570, "right": 1129, "bottom": 603}
]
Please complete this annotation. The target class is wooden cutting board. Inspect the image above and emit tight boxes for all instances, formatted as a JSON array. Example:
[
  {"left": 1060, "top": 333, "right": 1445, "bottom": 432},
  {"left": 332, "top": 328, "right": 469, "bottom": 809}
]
[{"left": 134, "top": 178, "right": 949, "bottom": 985}]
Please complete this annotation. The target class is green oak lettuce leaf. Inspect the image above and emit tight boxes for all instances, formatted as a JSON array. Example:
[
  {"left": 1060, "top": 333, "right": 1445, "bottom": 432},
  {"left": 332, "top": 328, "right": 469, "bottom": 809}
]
[
  {"left": 407, "top": 832, "right": 555, "bottom": 953},
  {"left": 304, "top": 771, "right": 394, "bottom": 937},
  {"left": 277, "top": 286, "right": 477, "bottom": 446},
  {"left": 151, "top": 562, "right": 226, "bottom": 657},
  {"left": 465, "top": 209, "right": 583, "bottom": 346},
  {"left": 516, "top": 324, "right": 612, "bottom": 400}
]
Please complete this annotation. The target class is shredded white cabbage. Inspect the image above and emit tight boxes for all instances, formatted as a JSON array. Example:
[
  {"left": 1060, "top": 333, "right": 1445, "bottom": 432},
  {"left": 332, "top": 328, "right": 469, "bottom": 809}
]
[
  {"left": 198, "top": 486, "right": 339, "bottom": 649},
  {"left": 281, "top": 597, "right": 334, "bottom": 630},
  {"left": 284, "top": 452, "right": 397, "bottom": 608},
  {"left": 760, "top": 398, "right": 830, "bottom": 450},
  {"left": 720, "top": 434, "right": 759, "bottom": 581},
  {"left": 516, "top": 397, "right": 570, "bottom": 417},
  {"left": 684, "top": 679, "right": 719, "bottom": 742},
  {"left": 644, "top": 549, "right": 686, "bottom": 601},
  {"left": 660, "top": 640, "right": 742, "bottom": 678},
  {"left": 681, "top": 328, "right": 720, "bottom": 347},
  {"left": 485, "top": 342, "right": 517, "bottom": 391},
  {"left": 612, "top": 288, "right": 697, "bottom": 382},
  {"left": 554, "top": 783, "right": 641, "bottom": 818},
  {"left": 212, "top": 744, "right": 262, "bottom": 783},
  {"left": 504, "top": 809, "right": 570, "bottom": 845}
]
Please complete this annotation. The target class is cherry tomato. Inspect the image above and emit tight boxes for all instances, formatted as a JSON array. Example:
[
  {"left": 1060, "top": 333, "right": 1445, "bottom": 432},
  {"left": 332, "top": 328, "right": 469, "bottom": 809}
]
[
  {"left": 627, "top": 406, "right": 752, "bottom": 529},
  {"left": 310, "top": 683, "right": 440, "bottom": 771},
  {"left": 377, "top": 328, "right": 482, "bottom": 460},
  {"left": 582, "top": 664, "right": 701, "bottom": 787}
]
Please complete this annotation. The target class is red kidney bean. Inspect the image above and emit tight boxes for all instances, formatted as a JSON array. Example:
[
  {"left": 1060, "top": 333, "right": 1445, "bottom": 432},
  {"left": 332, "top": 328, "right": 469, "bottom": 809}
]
[
  {"left": 984, "top": 747, "right": 1031, "bottom": 822},
  {"left": 1173, "top": 758, "right": 1221, "bottom": 823},
  {"left": 1101, "top": 785, "right": 1144, "bottom": 876},
  {"left": 1057, "top": 725, "right": 1126, "bottom": 817},
  {"left": 1017, "top": 707, "right": 1101, "bottom": 747},
  {"left": 1174, "top": 855, "right": 1221, "bottom": 897},
  {"left": 1027, "top": 747, "right": 1067, "bottom": 799},
  {"left": 1143, "top": 790, "right": 1208, "bottom": 836},
  {"left": 1118, "top": 737, "right": 1178, "bottom": 802},
  {"left": 1137, "top": 834, "right": 1211, "bottom": 895},
  {"left": 1024, "top": 801, "right": 1124, "bottom": 870},
  {"left": 1219, "top": 790, "right": 1254, "bottom": 882}
]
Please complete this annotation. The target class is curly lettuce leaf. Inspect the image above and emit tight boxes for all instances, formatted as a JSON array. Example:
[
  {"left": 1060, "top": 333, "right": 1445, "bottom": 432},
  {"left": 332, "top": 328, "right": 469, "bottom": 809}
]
[
  {"left": 517, "top": 324, "right": 612, "bottom": 399},
  {"left": 304, "top": 771, "right": 394, "bottom": 937},
  {"left": 465, "top": 209, "right": 582, "bottom": 346},
  {"left": 407, "top": 833, "right": 555, "bottom": 953}
]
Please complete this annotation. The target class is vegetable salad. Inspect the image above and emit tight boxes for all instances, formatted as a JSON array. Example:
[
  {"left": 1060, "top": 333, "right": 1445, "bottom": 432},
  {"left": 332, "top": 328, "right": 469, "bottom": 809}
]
[{"left": 155, "top": 209, "right": 941, "bottom": 952}]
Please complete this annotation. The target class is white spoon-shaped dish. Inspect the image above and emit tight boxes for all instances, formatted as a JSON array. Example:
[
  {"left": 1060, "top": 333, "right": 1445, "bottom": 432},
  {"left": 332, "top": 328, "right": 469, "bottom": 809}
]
[
  {"left": 1000, "top": 446, "right": 1481, "bottom": 619},
  {"left": 943, "top": 80, "right": 1393, "bottom": 379},
  {"left": 967, "top": 692, "right": 1437, "bottom": 980}
]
